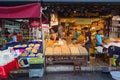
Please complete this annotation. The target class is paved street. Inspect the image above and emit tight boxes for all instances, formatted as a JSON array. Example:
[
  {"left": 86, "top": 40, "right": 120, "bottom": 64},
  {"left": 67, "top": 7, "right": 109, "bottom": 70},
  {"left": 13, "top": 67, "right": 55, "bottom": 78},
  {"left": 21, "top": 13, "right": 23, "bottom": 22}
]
[{"left": 9, "top": 71, "right": 114, "bottom": 80}]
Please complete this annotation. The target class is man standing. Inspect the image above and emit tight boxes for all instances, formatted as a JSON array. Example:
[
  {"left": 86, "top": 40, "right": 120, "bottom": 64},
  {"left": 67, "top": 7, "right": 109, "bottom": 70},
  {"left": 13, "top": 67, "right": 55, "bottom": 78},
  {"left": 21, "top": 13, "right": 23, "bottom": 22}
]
[
  {"left": 17, "top": 32, "right": 23, "bottom": 43},
  {"left": 83, "top": 27, "right": 91, "bottom": 63},
  {"left": 58, "top": 23, "right": 64, "bottom": 40},
  {"left": 103, "top": 46, "right": 120, "bottom": 71},
  {"left": 95, "top": 30, "right": 103, "bottom": 46}
]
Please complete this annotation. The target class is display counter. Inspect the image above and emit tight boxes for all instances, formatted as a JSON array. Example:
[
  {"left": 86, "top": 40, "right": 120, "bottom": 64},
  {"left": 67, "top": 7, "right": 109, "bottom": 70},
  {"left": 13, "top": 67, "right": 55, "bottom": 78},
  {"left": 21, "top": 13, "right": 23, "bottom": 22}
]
[
  {"left": 45, "top": 43, "right": 88, "bottom": 66},
  {"left": 3, "top": 41, "right": 44, "bottom": 78},
  {"left": 103, "top": 38, "right": 120, "bottom": 48}
]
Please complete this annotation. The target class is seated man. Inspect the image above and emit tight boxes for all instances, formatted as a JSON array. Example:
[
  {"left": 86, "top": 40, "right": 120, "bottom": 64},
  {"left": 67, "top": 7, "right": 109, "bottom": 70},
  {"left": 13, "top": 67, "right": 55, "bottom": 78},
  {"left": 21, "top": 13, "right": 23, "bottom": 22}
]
[{"left": 103, "top": 46, "right": 120, "bottom": 71}]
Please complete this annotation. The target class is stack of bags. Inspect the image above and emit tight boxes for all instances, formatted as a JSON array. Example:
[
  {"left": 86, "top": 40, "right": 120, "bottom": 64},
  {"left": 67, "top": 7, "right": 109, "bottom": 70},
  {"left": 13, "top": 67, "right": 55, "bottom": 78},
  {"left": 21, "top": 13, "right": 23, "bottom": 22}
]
[
  {"left": 76, "top": 44, "right": 88, "bottom": 56},
  {"left": 61, "top": 44, "right": 70, "bottom": 55},
  {"left": 68, "top": 44, "right": 80, "bottom": 55},
  {"left": 45, "top": 47, "right": 53, "bottom": 56},
  {"left": 53, "top": 46, "right": 61, "bottom": 55}
]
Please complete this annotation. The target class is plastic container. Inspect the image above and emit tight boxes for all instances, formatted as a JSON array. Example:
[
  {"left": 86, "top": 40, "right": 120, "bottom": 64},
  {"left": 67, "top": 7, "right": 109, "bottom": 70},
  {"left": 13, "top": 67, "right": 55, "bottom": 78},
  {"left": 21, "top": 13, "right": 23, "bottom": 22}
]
[{"left": 29, "top": 68, "right": 44, "bottom": 78}]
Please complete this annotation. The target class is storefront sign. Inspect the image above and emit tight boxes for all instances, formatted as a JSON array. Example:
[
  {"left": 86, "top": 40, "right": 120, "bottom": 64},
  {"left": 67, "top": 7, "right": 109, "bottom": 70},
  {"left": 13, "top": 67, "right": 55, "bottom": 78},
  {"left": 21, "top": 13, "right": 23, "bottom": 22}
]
[
  {"left": 69, "top": 12, "right": 99, "bottom": 17},
  {"left": 58, "top": 11, "right": 110, "bottom": 18},
  {"left": 62, "top": 12, "right": 99, "bottom": 18}
]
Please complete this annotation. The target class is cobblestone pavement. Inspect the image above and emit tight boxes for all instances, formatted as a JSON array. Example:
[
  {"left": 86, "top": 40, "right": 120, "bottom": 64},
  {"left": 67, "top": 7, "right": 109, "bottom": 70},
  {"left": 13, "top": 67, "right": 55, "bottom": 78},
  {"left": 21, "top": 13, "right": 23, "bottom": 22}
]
[{"left": 9, "top": 71, "right": 114, "bottom": 80}]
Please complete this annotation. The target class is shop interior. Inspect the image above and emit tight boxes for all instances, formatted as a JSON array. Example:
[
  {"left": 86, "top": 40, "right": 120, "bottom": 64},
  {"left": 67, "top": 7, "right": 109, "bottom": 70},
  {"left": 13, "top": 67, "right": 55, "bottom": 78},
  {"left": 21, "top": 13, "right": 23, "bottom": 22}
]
[{"left": 43, "top": 3, "right": 120, "bottom": 68}]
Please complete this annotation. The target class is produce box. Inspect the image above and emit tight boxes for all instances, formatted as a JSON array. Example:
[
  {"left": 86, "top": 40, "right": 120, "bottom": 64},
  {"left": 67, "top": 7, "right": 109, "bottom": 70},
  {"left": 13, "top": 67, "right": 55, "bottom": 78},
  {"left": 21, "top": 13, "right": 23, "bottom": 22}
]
[{"left": 28, "top": 58, "right": 44, "bottom": 64}]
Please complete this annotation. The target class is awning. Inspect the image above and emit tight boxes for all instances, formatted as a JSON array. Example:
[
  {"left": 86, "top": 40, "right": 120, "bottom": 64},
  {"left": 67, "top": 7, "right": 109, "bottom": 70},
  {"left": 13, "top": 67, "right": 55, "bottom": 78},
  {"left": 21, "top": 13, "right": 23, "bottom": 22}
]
[
  {"left": 0, "top": 3, "right": 40, "bottom": 18},
  {"left": 0, "top": 0, "right": 120, "bottom": 2},
  {"left": 43, "top": 0, "right": 120, "bottom": 2}
]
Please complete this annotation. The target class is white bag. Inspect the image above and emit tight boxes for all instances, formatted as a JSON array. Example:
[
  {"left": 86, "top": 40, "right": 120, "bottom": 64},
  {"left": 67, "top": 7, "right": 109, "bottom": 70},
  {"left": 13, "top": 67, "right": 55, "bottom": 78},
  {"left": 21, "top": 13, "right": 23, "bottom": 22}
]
[{"left": 110, "top": 71, "right": 120, "bottom": 80}]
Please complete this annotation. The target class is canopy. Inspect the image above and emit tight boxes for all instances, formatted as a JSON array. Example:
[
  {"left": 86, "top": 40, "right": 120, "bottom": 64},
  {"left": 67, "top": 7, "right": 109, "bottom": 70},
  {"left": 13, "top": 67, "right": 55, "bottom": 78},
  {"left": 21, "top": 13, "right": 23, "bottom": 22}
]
[
  {"left": 0, "top": 0, "right": 120, "bottom": 2},
  {"left": 0, "top": 3, "right": 40, "bottom": 18}
]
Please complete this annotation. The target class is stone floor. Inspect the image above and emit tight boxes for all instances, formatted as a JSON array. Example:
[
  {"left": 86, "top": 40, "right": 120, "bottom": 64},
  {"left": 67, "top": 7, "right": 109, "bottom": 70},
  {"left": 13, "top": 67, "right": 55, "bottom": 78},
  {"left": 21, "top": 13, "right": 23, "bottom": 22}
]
[
  {"left": 4, "top": 58, "right": 116, "bottom": 80},
  {"left": 9, "top": 72, "right": 114, "bottom": 80}
]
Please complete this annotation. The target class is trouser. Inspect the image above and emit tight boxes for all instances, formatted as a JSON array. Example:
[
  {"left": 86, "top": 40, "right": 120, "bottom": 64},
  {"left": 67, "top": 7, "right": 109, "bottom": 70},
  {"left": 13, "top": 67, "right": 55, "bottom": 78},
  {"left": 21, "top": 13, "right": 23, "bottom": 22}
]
[
  {"left": 116, "top": 56, "right": 120, "bottom": 66},
  {"left": 85, "top": 43, "right": 91, "bottom": 61},
  {"left": 58, "top": 32, "right": 63, "bottom": 39}
]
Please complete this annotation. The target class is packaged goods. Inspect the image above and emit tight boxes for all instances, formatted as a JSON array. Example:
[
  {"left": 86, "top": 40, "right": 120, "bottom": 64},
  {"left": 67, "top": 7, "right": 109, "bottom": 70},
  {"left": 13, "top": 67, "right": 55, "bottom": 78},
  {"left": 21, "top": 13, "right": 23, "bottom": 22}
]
[
  {"left": 31, "top": 49, "right": 37, "bottom": 53},
  {"left": 22, "top": 44, "right": 27, "bottom": 47},
  {"left": 36, "top": 53, "right": 43, "bottom": 57},
  {"left": 14, "top": 45, "right": 21, "bottom": 48},
  {"left": 29, "top": 53, "right": 36, "bottom": 57},
  {"left": 34, "top": 44, "right": 40, "bottom": 47},
  {"left": 26, "top": 47, "right": 32, "bottom": 52},
  {"left": 29, "top": 43, "right": 35, "bottom": 47}
]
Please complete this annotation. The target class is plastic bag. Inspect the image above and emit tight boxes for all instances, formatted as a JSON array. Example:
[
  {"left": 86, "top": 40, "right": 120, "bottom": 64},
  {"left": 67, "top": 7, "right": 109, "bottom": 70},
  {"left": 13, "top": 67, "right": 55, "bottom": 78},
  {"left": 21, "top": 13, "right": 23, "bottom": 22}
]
[{"left": 110, "top": 71, "right": 120, "bottom": 80}]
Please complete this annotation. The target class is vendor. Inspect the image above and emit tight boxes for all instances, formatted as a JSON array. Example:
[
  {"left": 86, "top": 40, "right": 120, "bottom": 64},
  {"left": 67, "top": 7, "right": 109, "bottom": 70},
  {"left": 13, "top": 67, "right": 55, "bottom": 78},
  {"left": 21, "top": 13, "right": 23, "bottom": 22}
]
[
  {"left": 103, "top": 46, "right": 120, "bottom": 71},
  {"left": 50, "top": 25, "right": 58, "bottom": 42},
  {"left": 72, "top": 28, "right": 79, "bottom": 40},
  {"left": 58, "top": 23, "right": 64, "bottom": 40},
  {"left": 17, "top": 32, "right": 23, "bottom": 43},
  {"left": 95, "top": 30, "right": 103, "bottom": 46},
  {"left": 83, "top": 27, "right": 91, "bottom": 63}
]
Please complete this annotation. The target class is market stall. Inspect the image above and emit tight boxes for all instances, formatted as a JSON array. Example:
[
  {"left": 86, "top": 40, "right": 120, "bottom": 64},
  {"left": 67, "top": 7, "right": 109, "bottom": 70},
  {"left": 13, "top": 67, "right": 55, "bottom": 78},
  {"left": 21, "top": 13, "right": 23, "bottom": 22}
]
[{"left": 0, "top": 3, "right": 45, "bottom": 79}]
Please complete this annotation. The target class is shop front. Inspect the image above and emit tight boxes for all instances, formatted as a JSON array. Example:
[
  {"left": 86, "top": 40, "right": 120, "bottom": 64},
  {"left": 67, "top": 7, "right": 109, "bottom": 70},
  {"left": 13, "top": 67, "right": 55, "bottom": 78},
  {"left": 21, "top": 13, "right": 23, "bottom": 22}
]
[{"left": 43, "top": 2, "right": 120, "bottom": 72}]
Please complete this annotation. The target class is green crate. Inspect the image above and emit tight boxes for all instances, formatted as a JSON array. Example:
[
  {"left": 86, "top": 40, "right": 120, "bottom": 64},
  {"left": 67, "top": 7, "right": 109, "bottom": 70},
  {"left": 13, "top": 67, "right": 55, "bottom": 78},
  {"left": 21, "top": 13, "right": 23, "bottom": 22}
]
[{"left": 28, "top": 58, "right": 44, "bottom": 64}]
